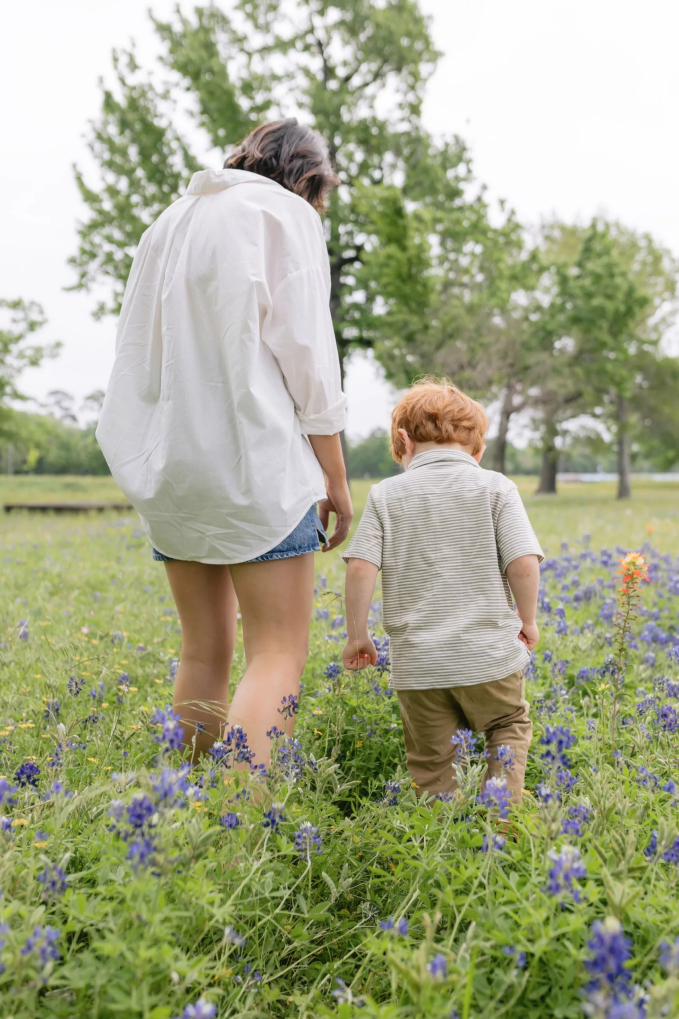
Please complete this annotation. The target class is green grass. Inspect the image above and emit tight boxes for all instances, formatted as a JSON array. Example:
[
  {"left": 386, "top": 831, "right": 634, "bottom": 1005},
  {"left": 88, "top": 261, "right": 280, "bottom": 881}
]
[{"left": 1, "top": 477, "right": 679, "bottom": 1017}]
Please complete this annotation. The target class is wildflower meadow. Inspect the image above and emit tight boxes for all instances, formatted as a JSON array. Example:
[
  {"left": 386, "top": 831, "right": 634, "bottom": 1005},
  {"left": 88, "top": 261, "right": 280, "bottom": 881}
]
[{"left": 1, "top": 478, "right": 679, "bottom": 1018}]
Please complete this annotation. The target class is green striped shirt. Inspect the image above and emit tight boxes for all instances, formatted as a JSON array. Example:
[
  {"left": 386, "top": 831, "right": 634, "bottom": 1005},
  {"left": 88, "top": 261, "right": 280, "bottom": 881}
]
[{"left": 344, "top": 449, "right": 544, "bottom": 689}]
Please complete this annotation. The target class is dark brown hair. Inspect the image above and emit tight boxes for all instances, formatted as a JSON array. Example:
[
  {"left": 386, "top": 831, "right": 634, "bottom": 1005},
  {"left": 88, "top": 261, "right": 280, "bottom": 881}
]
[{"left": 225, "top": 119, "right": 339, "bottom": 213}]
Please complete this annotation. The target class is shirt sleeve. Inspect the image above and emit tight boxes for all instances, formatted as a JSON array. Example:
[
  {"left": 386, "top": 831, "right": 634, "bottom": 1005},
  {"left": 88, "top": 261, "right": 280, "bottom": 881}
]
[
  {"left": 262, "top": 265, "right": 347, "bottom": 435},
  {"left": 495, "top": 485, "right": 544, "bottom": 573},
  {"left": 342, "top": 490, "right": 384, "bottom": 569}
]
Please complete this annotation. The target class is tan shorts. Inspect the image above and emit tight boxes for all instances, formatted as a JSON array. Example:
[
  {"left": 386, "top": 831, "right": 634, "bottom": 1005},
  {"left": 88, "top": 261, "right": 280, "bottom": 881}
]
[{"left": 397, "top": 670, "right": 532, "bottom": 801}]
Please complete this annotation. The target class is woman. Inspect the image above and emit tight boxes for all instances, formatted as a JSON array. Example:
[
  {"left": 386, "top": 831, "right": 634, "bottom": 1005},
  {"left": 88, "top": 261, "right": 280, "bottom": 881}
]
[{"left": 97, "top": 119, "right": 353, "bottom": 768}]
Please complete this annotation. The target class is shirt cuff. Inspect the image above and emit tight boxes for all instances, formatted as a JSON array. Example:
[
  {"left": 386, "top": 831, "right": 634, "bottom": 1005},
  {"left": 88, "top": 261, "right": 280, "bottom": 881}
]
[{"left": 297, "top": 394, "right": 348, "bottom": 436}]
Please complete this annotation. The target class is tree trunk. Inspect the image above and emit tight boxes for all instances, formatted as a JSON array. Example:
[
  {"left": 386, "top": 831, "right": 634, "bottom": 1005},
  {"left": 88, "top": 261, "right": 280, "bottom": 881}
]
[
  {"left": 491, "top": 382, "right": 516, "bottom": 474},
  {"left": 536, "top": 418, "right": 558, "bottom": 494},
  {"left": 616, "top": 392, "right": 632, "bottom": 499}
]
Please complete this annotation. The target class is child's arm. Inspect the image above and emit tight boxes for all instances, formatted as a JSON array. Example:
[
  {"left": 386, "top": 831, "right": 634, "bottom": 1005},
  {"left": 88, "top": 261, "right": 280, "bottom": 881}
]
[
  {"left": 505, "top": 554, "right": 540, "bottom": 651},
  {"left": 342, "top": 558, "right": 380, "bottom": 670}
]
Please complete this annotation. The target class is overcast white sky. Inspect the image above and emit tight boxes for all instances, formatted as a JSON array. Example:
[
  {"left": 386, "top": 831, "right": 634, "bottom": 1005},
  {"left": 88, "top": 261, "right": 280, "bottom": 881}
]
[{"left": 1, "top": 0, "right": 678, "bottom": 438}]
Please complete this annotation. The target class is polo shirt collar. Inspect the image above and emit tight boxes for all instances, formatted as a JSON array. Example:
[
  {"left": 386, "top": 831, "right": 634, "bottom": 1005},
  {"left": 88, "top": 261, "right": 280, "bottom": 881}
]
[{"left": 407, "top": 449, "right": 480, "bottom": 471}]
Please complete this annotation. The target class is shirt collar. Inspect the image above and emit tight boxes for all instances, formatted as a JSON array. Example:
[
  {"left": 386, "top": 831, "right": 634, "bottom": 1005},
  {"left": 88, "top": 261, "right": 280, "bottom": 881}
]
[{"left": 407, "top": 449, "right": 480, "bottom": 472}]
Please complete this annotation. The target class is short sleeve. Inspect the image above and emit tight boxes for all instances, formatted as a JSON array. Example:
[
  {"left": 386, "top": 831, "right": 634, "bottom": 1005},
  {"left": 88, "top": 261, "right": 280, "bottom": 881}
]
[
  {"left": 342, "top": 490, "right": 384, "bottom": 569},
  {"left": 495, "top": 486, "right": 544, "bottom": 573}
]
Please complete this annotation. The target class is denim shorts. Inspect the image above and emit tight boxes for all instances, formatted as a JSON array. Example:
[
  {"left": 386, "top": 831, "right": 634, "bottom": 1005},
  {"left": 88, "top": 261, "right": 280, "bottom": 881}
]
[{"left": 151, "top": 505, "right": 328, "bottom": 563}]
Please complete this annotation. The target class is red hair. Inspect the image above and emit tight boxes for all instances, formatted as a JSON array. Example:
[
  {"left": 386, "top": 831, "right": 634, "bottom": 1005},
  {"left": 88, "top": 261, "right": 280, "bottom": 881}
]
[{"left": 391, "top": 378, "right": 488, "bottom": 462}]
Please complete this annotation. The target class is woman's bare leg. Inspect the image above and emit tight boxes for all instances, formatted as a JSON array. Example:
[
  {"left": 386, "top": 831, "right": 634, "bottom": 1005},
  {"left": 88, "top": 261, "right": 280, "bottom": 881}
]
[
  {"left": 164, "top": 561, "right": 238, "bottom": 756},
  {"left": 227, "top": 553, "right": 315, "bottom": 772}
]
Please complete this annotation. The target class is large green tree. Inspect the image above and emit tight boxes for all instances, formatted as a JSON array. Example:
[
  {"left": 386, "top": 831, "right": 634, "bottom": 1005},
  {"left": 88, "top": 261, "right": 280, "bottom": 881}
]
[{"left": 70, "top": 0, "right": 514, "bottom": 390}]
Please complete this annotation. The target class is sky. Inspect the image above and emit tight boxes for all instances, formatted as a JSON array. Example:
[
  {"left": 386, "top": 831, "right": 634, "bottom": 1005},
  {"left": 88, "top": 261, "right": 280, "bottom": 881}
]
[{"left": 1, "top": 0, "right": 678, "bottom": 439}]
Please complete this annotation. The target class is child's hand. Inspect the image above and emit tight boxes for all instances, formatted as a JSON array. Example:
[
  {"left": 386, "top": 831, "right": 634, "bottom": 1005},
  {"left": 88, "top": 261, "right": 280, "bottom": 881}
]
[
  {"left": 342, "top": 636, "right": 378, "bottom": 671},
  {"left": 518, "top": 621, "right": 539, "bottom": 651}
]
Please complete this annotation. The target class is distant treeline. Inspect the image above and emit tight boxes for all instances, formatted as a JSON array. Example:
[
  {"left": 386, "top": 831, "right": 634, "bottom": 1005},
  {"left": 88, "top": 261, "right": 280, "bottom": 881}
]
[
  {"left": 0, "top": 409, "right": 109, "bottom": 476},
  {"left": 346, "top": 428, "right": 670, "bottom": 480}
]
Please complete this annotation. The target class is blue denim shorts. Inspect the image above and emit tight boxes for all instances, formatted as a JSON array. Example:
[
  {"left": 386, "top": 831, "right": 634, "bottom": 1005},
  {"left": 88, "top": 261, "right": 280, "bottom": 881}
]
[{"left": 151, "top": 505, "right": 328, "bottom": 563}]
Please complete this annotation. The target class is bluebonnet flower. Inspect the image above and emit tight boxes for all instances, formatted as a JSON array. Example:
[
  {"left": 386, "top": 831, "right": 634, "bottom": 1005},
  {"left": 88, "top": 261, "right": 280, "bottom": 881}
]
[
  {"left": 0, "top": 817, "right": 12, "bottom": 838},
  {"left": 644, "top": 830, "right": 679, "bottom": 865},
  {"left": 373, "top": 635, "right": 391, "bottom": 673},
  {"left": 662, "top": 779, "right": 677, "bottom": 796},
  {"left": 562, "top": 804, "right": 593, "bottom": 837},
  {"left": 111, "top": 630, "right": 124, "bottom": 644},
  {"left": 126, "top": 837, "right": 157, "bottom": 868},
  {"left": 539, "top": 725, "right": 576, "bottom": 768},
  {"left": 482, "top": 833, "right": 506, "bottom": 853},
  {"left": 543, "top": 651, "right": 553, "bottom": 663},
  {"left": 427, "top": 953, "right": 447, "bottom": 979},
  {"left": 277, "top": 736, "right": 315, "bottom": 781},
  {"left": 278, "top": 694, "right": 299, "bottom": 720},
  {"left": 315, "top": 607, "right": 329, "bottom": 620},
  {"left": 382, "top": 780, "right": 401, "bottom": 806},
  {"left": 503, "top": 945, "right": 527, "bottom": 969},
  {"left": 234, "top": 962, "right": 262, "bottom": 987},
  {"left": 172, "top": 999, "right": 217, "bottom": 1019},
  {"left": 17, "top": 619, "right": 29, "bottom": 641},
  {"left": 84, "top": 711, "right": 103, "bottom": 726},
  {"left": 0, "top": 777, "right": 17, "bottom": 805},
  {"left": 555, "top": 767, "right": 578, "bottom": 793},
  {"left": 643, "top": 652, "right": 656, "bottom": 667},
  {"left": 21, "top": 925, "right": 61, "bottom": 980},
  {"left": 262, "top": 803, "right": 285, "bottom": 831},
  {"left": 331, "top": 978, "right": 364, "bottom": 1006},
  {"left": 493, "top": 745, "right": 517, "bottom": 770},
  {"left": 224, "top": 925, "right": 246, "bottom": 947},
  {"left": 149, "top": 705, "right": 185, "bottom": 751},
  {"left": 324, "top": 662, "right": 342, "bottom": 679},
  {"left": 450, "top": 728, "right": 478, "bottom": 758},
  {"left": 89, "top": 681, "right": 105, "bottom": 703},
  {"left": 654, "top": 704, "right": 679, "bottom": 733},
  {"left": 15, "top": 761, "right": 40, "bottom": 787},
  {"left": 295, "top": 821, "right": 322, "bottom": 860},
  {"left": 43, "top": 699, "right": 60, "bottom": 721},
  {"left": 667, "top": 646, "right": 679, "bottom": 665},
  {"left": 266, "top": 725, "right": 284, "bottom": 739},
  {"left": 577, "top": 667, "right": 596, "bottom": 683},
  {"left": 126, "top": 794, "right": 155, "bottom": 830},
  {"left": 43, "top": 780, "right": 72, "bottom": 801},
  {"left": 556, "top": 619, "right": 569, "bottom": 636},
  {"left": 37, "top": 864, "right": 68, "bottom": 899},
  {"left": 380, "top": 916, "right": 409, "bottom": 936},
  {"left": 477, "top": 776, "right": 512, "bottom": 819},
  {"left": 220, "top": 812, "right": 240, "bottom": 830},
  {"left": 331, "top": 615, "right": 345, "bottom": 629},
  {"left": 151, "top": 765, "right": 193, "bottom": 807},
  {"left": 546, "top": 845, "right": 587, "bottom": 902},
  {"left": 583, "top": 918, "right": 646, "bottom": 1019},
  {"left": 660, "top": 936, "right": 679, "bottom": 973},
  {"left": 47, "top": 743, "right": 64, "bottom": 767},
  {"left": 636, "top": 767, "right": 660, "bottom": 790},
  {"left": 209, "top": 726, "right": 255, "bottom": 768}
]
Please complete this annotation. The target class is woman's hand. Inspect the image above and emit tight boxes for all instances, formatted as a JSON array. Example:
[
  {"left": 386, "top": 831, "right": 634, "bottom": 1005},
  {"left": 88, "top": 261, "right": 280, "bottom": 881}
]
[
  {"left": 318, "top": 478, "right": 353, "bottom": 551},
  {"left": 308, "top": 434, "right": 353, "bottom": 550}
]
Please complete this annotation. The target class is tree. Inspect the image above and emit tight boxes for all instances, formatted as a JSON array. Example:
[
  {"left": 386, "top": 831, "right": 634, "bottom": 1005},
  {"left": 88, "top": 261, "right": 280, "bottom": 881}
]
[
  {"left": 71, "top": 2, "right": 482, "bottom": 381},
  {"left": 561, "top": 222, "right": 676, "bottom": 499},
  {"left": 0, "top": 298, "right": 60, "bottom": 434}
]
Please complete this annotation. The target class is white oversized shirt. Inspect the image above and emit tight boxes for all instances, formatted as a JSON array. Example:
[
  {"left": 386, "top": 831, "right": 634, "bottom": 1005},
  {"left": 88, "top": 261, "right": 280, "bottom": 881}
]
[{"left": 97, "top": 168, "right": 347, "bottom": 563}]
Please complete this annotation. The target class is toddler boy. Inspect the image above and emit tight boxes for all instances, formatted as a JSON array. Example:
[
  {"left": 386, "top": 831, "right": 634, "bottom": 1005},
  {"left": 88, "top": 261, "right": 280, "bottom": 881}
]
[{"left": 341, "top": 379, "right": 543, "bottom": 802}]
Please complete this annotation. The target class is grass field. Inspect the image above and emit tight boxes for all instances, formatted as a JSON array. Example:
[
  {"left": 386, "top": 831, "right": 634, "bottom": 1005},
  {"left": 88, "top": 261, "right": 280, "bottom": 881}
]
[{"left": 1, "top": 475, "right": 679, "bottom": 1017}]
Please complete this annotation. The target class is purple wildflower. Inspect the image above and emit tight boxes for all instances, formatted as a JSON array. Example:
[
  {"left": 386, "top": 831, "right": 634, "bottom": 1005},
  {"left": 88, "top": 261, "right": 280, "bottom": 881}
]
[
  {"left": 224, "top": 925, "right": 246, "bottom": 947},
  {"left": 382, "top": 780, "right": 401, "bottom": 806},
  {"left": 545, "top": 845, "right": 587, "bottom": 902},
  {"left": 450, "top": 728, "right": 478, "bottom": 758},
  {"left": 0, "top": 777, "right": 17, "bottom": 805},
  {"left": 562, "top": 804, "right": 593, "bottom": 838},
  {"left": 220, "top": 812, "right": 240, "bottom": 830},
  {"left": 278, "top": 694, "right": 299, "bottom": 720},
  {"left": 482, "top": 832, "right": 506, "bottom": 853},
  {"left": 325, "top": 662, "right": 342, "bottom": 679},
  {"left": 172, "top": 998, "right": 217, "bottom": 1019},
  {"left": 37, "top": 864, "right": 68, "bottom": 899},
  {"left": 15, "top": 761, "right": 40, "bottom": 788},
  {"left": 503, "top": 945, "right": 527, "bottom": 969},
  {"left": 294, "top": 820, "right": 322, "bottom": 860},
  {"left": 477, "top": 776, "right": 512, "bottom": 819},
  {"left": 380, "top": 916, "right": 409, "bottom": 936},
  {"left": 427, "top": 953, "right": 447, "bottom": 979},
  {"left": 262, "top": 803, "right": 285, "bottom": 831}
]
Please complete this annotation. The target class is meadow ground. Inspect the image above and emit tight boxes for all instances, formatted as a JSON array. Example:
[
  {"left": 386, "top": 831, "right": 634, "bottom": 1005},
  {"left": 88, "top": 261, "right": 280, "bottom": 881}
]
[{"left": 1, "top": 475, "right": 679, "bottom": 1018}]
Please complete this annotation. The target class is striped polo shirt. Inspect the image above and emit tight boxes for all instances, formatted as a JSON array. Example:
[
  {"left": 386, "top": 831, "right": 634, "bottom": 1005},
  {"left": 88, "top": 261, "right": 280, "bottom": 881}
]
[{"left": 343, "top": 449, "right": 544, "bottom": 689}]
